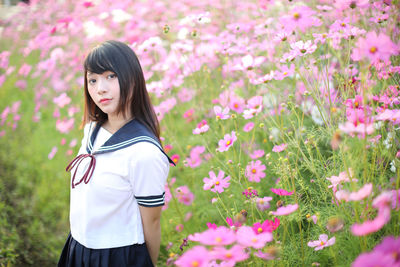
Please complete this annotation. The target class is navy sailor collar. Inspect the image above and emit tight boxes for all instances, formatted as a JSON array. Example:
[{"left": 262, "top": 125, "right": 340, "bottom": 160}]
[{"left": 86, "top": 119, "right": 175, "bottom": 166}]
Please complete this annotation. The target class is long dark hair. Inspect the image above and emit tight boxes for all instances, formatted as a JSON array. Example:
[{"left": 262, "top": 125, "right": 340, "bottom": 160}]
[{"left": 82, "top": 40, "right": 160, "bottom": 141}]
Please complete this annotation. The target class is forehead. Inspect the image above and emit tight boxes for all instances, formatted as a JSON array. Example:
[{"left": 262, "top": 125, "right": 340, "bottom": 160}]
[{"left": 86, "top": 71, "right": 112, "bottom": 77}]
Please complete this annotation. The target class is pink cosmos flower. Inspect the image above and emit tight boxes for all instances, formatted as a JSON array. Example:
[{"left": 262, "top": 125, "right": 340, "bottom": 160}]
[
  {"left": 272, "top": 143, "right": 287, "bottom": 152},
  {"left": 56, "top": 118, "right": 74, "bottom": 134},
  {"left": 271, "top": 203, "right": 299, "bottom": 216},
  {"left": 307, "top": 234, "right": 336, "bottom": 251},
  {"left": 243, "top": 122, "right": 254, "bottom": 132},
  {"left": 226, "top": 217, "right": 242, "bottom": 228},
  {"left": 274, "top": 64, "right": 295, "bottom": 80},
  {"left": 217, "top": 131, "right": 237, "bottom": 152},
  {"left": 255, "top": 196, "right": 273, "bottom": 211},
  {"left": 352, "top": 31, "right": 398, "bottom": 62},
  {"left": 214, "top": 105, "right": 230, "bottom": 120},
  {"left": 189, "top": 226, "right": 236, "bottom": 246},
  {"left": 245, "top": 160, "right": 266, "bottom": 182},
  {"left": 53, "top": 92, "right": 71, "bottom": 108},
  {"left": 203, "top": 170, "right": 231, "bottom": 193},
  {"left": 175, "top": 246, "right": 210, "bottom": 267},
  {"left": 270, "top": 188, "right": 294, "bottom": 196},
  {"left": 339, "top": 121, "right": 374, "bottom": 138},
  {"left": 211, "top": 245, "right": 249, "bottom": 264},
  {"left": 193, "top": 119, "right": 210, "bottom": 135},
  {"left": 249, "top": 149, "right": 265, "bottom": 159},
  {"left": 352, "top": 250, "right": 396, "bottom": 267},
  {"left": 178, "top": 88, "right": 195, "bottom": 103},
  {"left": 280, "top": 5, "right": 321, "bottom": 33},
  {"left": 175, "top": 186, "right": 194, "bottom": 206},
  {"left": 171, "top": 154, "right": 180, "bottom": 165},
  {"left": 349, "top": 183, "right": 373, "bottom": 201},
  {"left": 18, "top": 63, "right": 32, "bottom": 77},
  {"left": 290, "top": 40, "right": 317, "bottom": 57},
  {"left": 207, "top": 222, "right": 217, "bottom": 229},
  {"left": 252, "top": 218, "right": 280, "bottom": 234},
  {"left": 183, "top": 108, "right": 194, "bottom": 122},
  {"left": 185, "top": 146, "right": 206, "bottom": 168},
  {"left": 334, "top": 0, "right": 369, "bottom": 11},
  {"left": 242, "top": 187, "right": 259, "bottom": 199},
  {"left": 236, "top": 226, "right": 273, "bottom": 249}
]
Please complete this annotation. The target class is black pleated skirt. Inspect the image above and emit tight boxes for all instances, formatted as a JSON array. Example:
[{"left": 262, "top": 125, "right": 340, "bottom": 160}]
[{"left": 58, "top": 233, "right": 154, "bottom": 267}]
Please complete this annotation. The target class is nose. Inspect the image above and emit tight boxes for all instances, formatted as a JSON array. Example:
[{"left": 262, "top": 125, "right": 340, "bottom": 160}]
[{"left": 96, "top": 77, "right": 108, "bottom": 95}]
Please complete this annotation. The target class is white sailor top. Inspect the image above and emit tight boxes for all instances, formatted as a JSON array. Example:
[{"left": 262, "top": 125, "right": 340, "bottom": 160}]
[{"left": 66, "top": 119, "right": 175, "bottom": 249}]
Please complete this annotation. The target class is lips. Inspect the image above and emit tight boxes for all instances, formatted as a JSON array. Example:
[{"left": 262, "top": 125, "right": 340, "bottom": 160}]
[{"left": 100, "top": 98, "right": 112, "bottom": 104}]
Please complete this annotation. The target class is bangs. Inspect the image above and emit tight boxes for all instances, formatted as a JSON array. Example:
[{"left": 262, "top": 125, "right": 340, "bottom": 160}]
[{"left": 84, "top": 46, "right": 116, "bottom": 74}]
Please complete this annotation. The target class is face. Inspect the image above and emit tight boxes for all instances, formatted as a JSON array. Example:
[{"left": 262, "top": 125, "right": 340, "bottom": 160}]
[{"left": 87, "top": 70, "right": 122, "bottom": 119}]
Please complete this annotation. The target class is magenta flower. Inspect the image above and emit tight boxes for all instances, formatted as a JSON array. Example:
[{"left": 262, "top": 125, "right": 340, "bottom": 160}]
[
  {"left": 226, "top": 217, "right": 242, "bottom": 228},
  {"left": 255, "top": 196, "right": 273, "bottom": 211},
  {"left": 56, "top": 117, "right": 75, "bottom": 134},
  {"left": 189, "top": 226, "right": 236, "bottom": 246},
  {"left": 217, "top": 131, "right": 237, "bottom": 152},
  {"left": 349, "top": 183, "right": 373, "bottom": 201},
  {"left": 183, "top": 108, "right": 194, "bottom": 122},
  {"left": 290, "top": 40, "right": 317, "bottom": 57},
  {"left": 236, "top": 226, "right": 273, "bottom": 249},
  {"left": 242, "top": 187, "right": 258, "bottom": 199},
  {"left": 307, "top": 234, "right": 336, "bottom": 251},
  {"left": 203, "top": 170, "right": 231, "bottom": 193},
  {"left": 245, "top": 160, "right": 266, "bottom": 182},
  {"left": 352, "top": 31, "right": 398, "bottom": 62},
  {"left": 252, "top": 218, "right": 280, "bottom": 234},
  {"left": 352, "top": 250, "right": 396, "bottom": 267},
  {"left": 351, "top": 206, "right": 391, "bottom": 236},
  {"left": 175, "top": 246, "right": 210, "bottom": 267},
  {"left": 206, "top": 222, "right": 217, "bottom": 229},
  {"left": 280, "top": 5, "right": 321, "bottom": 33},
  {"left": 185, "top": 146, "right": 205, "bottom": 168},
  {"left": 193, "top": 119, "right": 210, "bottom": 135},
  {"left": 211, "top": 245, "right": 249, "bottom": 264},
  {"left": 272, "top": 143, "right": 287, "bottom": 152},
  {"left": 53, "top": 92, "right": 71, "bottom": 108},
  {"left": 270, "top": 188, "right": 293, "bottom": 196},
  {"left": 243, "top": 122, "right": 254, "bottom": 132},
  {"left": 271, "top": 203, "right": 298, "bottom": 216}
]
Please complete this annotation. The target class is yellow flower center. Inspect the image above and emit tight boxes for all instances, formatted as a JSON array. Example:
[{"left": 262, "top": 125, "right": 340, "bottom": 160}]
[
  {"left": 216, "top": 115, "right": 221, "bottom": 119},
  {"left": 283, "top": 72, "right": 288, "bottom": 75},
  {"left": 226, "top": 252, "right": 232, "bottom": 259},
  {"left": 234, "top": 103, "right": 239, "bottom": 108},
  {"left": 226, "top": 140, "right": 231, "bottom": 146},
  {"left": 191, "top": 261, "right": 199, "bottom": 267},
  {"left": 252, "top": 237, "right": 258, "bottom": 243},
  {"left": 341, "top": 22, "right": 346, "bottom": 27},
  {"left": 215, "top": 181, "right": 220, "bottom": 185},
  {"left": 216, "top": 237, "right": 222, "bottom": 243},
  {"left": 354, "top": 101, "right": 359, "bottom": 108},
  {"left": 293, "top": 12, "right": 300, "bottom": 20},
  {"left": 251, "top": 169, "right": 257, "bottom": 174},
  {"left": 369, "top": 46, "right": 377, "bottom": 54},
  {"left": 258, "top": 227, "right": 263, "bottom": 233},
  {"left": 320, "top": 241, "right": 325, "bottom": 246}
]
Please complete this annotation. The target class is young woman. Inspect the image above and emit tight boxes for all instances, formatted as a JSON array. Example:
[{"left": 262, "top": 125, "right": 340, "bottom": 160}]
[{"left": 58, "top": 40, "right": 175, "bottom": 267}]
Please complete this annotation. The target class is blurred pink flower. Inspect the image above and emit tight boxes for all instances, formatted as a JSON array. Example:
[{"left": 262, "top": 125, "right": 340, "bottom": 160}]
[
  {"left": 256, "top": 196, "right": 273, "bottom": 211},
  {"left": 280, "top": 5, "right": 321, "bottom": 33},
  {"left": 214, "top": 105, "right": 230, "bottom": 120},
  {"left": 352, "top": 250, "right": 396, "bottom": 267},
  {"left": 193, "top": 120, "right": 209, "bottom": 135},
  {"left": 207, "top": 222, "right": 217, "bottom": 229},
  {"left": 271, "top": 203, "right": 298, "bottom": 216},
  {"left": 226, "top": 217, "right": 242, "bottom": 228},
  {"left": 48, "top": 146, "right": 58, "bottom": 160},
  {"left": 307, "top": 234, "right": 335, "bottom": 251},
  {"left": 249, "top": 149, "right": 264, "bottom": 159},
  {"left": 242, "top": 187, "right": 259, "bottom": 199},
  {"left": 351, "top": 206, "right": 391, "bottom": 236},
  {"left": 18, "top": 63, "right": 32, "bottom": 77},
  {"left": 171, "top": 154, "right": 180, "bottom": 165},
  {"left": 352, "top": 31, "right": 398, "bottom": 62},
  {"left": 217, "top": 131, "right": 237, "bottom": 152},
  {"left": 189, "top": 226, "right": 236, "bottom": 246},
  {"left": 237, "top": 226, "right": 273, "bottom": 249},
  {"left": 245, "top": 160, "right": 266, "bottom": 182},
  {"left": 270, "top": 188, "right": 293, "bottom": 196},
  {"left": 349, "top": 183, "right": 373, "bottom": 201},
  {"left": 243, "top": 122, "right": 254, "bottom": 132},
  {"left": 211, "top": 245, "right": 249, "bottom": 264},
  {"left": 56, "top": 117, "right": 74, "bottom": 134},
  {"left": 203, "top": 170, "right": 231, "bottom": 193},
  {"left": 334, "top": 0, "right": 369, "bottom": 11},
  {"left": 185, "top": 146, "right": 205, "bottom": 168},
  {"left": 290, "top": 40, "right": 317, "bottom": 56},
  {"left": 183, "top": 108, "right": 194, "bottom": 123},
  {"left": 175, "top": 185, "right": 194, "bottom": 206},
  {"left": 53, "top": 92, "right": 71, "bottom": 108},
  {"left": 175, "top": 246, "right": 210, "bottom": 267},
  {"left": 272, "top": 143, "right": 287, "bottom": 152},
  {"left": 178, "top": 88, "right": 195, "bottom": 103}
]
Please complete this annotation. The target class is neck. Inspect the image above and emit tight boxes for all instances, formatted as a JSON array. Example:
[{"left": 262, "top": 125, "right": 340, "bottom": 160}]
[{"left": 104, "top": 114, "right": 133, "bottom": 134}]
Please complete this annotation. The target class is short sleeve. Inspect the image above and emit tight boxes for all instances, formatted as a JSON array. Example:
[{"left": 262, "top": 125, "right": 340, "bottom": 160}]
[{"left": 130, "top": 142, "right": 170, "bottom": 207}]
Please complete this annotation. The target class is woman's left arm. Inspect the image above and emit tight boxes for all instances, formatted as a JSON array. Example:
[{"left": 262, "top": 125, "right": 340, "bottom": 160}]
[{"left": 139, "top": 205, "right": 162, "bottom": 267}]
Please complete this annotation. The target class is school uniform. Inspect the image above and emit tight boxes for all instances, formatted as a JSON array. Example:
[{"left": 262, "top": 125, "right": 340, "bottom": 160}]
[{"left": 58, "top": 119, "right": 175, "bottom": 267}]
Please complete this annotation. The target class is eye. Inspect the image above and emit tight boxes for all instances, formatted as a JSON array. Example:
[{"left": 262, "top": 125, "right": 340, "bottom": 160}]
[
  {"left": 108, "top": 73, "right": 117, "bottom": 79},
  {"left": 88, "top": 79, "right": 96, "bottom": 85}
]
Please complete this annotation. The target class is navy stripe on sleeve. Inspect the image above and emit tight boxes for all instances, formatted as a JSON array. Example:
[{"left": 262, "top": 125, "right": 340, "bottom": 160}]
[{"left": 135, "top": 192, "right": 165, "bottom": 207}]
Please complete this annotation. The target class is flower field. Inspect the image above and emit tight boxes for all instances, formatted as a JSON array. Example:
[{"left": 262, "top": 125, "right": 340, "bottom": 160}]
[{"left": 0, "top": 0, "right": 399, "bottom": 266}]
